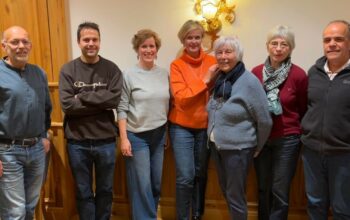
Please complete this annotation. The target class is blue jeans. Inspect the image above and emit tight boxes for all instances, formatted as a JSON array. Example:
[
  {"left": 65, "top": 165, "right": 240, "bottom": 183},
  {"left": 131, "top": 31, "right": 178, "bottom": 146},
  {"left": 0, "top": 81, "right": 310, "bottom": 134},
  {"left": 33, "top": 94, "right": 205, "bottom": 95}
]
[
  {"left": 125, "top": 124, "right": 166, "bottom": 220},
  {"left": 254, "top": 135, "right": 301, "bottom": 220},
  {"left": 210, "top": 143, "right": 254, "bottom": 220},
  {"left": 169, "top": 123, "right": 210, "bottom": 220},
  {"left": 0, "top": 140, "right": 46, "bottom": 220},
  {"left": 302, "top": 147, "right": 350, "bottom": 220},
  {"left": 67, "top": 138, "right": 116, "bottom": 220}
]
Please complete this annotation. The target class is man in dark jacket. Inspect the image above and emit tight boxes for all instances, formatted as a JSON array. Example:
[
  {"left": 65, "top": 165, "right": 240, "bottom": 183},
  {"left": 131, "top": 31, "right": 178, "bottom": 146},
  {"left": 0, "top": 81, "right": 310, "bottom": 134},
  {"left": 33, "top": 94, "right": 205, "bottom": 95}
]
[{"left": 301, "top": 20, "right": 350, "bottom": 220}]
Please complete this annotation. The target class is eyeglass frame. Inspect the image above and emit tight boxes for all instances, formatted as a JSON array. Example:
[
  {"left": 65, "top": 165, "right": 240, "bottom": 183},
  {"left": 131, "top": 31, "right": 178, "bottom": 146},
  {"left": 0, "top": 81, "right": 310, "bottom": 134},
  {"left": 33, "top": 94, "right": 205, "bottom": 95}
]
[
  {"left": 3, "top": 39, "right": 32, "bottom": 48},
  {"left": 268, "top": 41, "right": 290, "bottom": 49}
]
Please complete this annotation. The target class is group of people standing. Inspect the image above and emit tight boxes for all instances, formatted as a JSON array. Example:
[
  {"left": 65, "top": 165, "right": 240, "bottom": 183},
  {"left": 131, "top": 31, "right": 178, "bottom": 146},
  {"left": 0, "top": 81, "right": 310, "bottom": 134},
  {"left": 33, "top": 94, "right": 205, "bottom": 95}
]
[{"left": 0, "top": 18, "right": 349, "bottom": 220}]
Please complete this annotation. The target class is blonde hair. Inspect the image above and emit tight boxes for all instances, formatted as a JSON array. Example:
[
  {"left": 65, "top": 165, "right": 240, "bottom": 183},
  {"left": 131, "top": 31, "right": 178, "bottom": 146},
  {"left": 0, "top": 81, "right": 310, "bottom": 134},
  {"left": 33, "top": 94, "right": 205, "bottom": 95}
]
[
  {"left": 177, "top": 20, "right": 204, "bottom": 44},
  {"left": 213, "top": 36, "right": 244, "bottom": 61}
]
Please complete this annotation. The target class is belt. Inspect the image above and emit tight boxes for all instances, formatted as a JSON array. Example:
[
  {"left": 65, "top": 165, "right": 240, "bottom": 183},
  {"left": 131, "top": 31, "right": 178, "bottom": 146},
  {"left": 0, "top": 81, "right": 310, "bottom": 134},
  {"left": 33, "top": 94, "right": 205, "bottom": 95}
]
[{"left": 0, "top": 137, "right": 39, "bottom": 147}]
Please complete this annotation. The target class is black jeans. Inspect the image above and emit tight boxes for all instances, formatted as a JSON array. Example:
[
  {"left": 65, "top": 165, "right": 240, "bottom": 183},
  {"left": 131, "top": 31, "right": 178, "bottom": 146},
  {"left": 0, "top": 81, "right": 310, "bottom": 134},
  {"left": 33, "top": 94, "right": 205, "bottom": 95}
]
[{"left": 254, "top": 135, "right": 301, "bottom": 220}]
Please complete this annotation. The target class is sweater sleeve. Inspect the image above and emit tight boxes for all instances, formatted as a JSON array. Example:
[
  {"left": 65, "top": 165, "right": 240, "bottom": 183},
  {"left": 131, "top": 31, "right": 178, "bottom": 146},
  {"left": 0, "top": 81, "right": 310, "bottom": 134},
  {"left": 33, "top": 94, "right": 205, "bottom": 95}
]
[
  {"left": 170, "top": 62, "right": 208, "bottom": 108},
  {"left": 43, "top": 71, "right": 52, "bottom": 132},
  {"left": 251, "top": 65, "right": 264, "bottom": 83},
  {"left": 38, "top": 68, "right": 52, "bottom": 138},
  {"left": 59, "top": 69, "right": 102, "bottom": 116},
  {"left": 78, "top": 65, "right": 123, "bottom": 109},
  {"left": 247, "top": 78, "right": 272, "bottom": 151},
  {"left": 117, "top": 72, "right": 132, "bottom": 120},
  {"left": 296, "top": 69, "right": 308, "bottom": 120}
]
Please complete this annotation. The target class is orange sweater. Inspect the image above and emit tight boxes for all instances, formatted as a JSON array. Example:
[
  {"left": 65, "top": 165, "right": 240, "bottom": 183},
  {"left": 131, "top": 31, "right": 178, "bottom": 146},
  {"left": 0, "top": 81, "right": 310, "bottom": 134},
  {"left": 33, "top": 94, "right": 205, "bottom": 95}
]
[{"left": 169, "top": 49, "right": 216, "bottom": 129}]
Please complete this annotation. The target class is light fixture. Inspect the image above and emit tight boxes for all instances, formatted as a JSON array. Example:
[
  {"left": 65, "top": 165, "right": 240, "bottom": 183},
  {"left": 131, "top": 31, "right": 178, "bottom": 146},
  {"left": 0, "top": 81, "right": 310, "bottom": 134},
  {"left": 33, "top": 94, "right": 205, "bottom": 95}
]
[{"left": 194, "top": 0, "right": 236, "bottom": 41}]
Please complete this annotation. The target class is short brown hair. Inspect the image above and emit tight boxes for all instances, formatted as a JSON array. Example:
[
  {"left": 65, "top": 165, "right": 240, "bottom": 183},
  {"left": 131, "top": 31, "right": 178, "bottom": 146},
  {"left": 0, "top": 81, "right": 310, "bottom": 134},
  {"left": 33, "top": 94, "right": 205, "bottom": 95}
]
[{"left": 132, "top": 29, "right": 161, "bottom": 52}]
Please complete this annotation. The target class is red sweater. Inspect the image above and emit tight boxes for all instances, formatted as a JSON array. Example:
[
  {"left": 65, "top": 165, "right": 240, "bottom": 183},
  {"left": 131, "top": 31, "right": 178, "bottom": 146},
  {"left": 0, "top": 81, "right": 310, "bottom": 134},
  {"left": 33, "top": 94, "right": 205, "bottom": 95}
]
[
  {"left": 252, "top": 64, "right": 308, "bottom": 139},
  {"left": 169, "top": 49, "right": 216, "bottom": 129}
]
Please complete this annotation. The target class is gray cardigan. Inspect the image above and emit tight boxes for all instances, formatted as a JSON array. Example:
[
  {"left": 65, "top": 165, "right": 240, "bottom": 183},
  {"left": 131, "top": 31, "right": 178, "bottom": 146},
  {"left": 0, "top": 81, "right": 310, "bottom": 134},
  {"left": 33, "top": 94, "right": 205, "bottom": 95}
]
[{"left": 207, "top": 70, "right": 272, "bottom": 152}]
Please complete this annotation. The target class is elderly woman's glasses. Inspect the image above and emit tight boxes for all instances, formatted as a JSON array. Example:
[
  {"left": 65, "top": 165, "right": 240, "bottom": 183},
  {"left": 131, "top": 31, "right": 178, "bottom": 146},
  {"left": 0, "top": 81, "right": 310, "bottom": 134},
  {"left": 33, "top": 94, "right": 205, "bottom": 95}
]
[{"left": 269, "top": 41, "right": 289, "bottom": 49}]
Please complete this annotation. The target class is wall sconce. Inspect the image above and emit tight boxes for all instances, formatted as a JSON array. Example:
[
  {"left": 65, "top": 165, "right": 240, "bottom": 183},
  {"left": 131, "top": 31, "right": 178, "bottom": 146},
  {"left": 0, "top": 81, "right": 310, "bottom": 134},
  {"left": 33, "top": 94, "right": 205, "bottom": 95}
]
[{"left": 194, "top": 0, "right": 236, "bottom": 42}]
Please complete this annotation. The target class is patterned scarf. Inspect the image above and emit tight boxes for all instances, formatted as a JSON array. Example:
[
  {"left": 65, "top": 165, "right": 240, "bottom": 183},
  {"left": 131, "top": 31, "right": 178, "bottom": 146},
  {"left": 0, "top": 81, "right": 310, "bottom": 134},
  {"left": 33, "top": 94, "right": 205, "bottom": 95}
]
[
  {"left": 263, "top": 57, "right": 291, "bottom": 115},
  {"left": 214, "top": 61, "right": 245, "bottom": 101}
]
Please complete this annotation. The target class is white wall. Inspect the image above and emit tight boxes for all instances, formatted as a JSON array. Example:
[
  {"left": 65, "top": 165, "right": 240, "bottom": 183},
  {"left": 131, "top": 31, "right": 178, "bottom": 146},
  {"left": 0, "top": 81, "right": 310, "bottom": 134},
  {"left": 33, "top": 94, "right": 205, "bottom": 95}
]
[{"left": 68, "top": 0, "right": 350, "bottom": 71}]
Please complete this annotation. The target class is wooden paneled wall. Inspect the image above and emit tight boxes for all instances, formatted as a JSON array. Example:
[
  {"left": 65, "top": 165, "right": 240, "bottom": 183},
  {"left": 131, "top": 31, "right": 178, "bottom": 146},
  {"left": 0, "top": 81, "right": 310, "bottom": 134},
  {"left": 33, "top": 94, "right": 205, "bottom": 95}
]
[{"left": 1, "top": 1, "right": 310, "bottom": 219}]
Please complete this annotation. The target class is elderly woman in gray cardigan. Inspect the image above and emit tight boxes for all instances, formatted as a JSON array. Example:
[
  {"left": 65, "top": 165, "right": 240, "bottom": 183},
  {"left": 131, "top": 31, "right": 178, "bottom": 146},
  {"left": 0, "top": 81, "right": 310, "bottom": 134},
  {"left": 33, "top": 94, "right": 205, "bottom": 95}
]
[{"left": 207, "top": 36, "right": 272, "bottom": 220}]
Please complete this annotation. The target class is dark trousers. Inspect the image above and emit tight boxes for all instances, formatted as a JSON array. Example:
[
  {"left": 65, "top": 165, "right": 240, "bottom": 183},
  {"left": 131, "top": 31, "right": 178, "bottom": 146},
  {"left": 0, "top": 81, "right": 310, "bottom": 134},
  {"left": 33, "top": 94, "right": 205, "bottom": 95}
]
[
  {"left": 254, "top": 135, "right": 300, "bottom": 220},
  {"left": 67, "top": 138, "right": 116, "bottom": 220},
  {"left": 302, "top": 147, "right": 350, "bottom": 220},
  {"left": 210, "top": 143, "right": 254, "bottom": 220}
]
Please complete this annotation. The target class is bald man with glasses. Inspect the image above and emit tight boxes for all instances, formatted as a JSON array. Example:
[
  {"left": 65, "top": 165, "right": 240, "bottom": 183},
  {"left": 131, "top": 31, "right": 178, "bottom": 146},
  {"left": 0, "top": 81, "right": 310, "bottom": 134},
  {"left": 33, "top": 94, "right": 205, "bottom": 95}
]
[{"left": 0, "top": 26, "right": 52, "bottom": 220}]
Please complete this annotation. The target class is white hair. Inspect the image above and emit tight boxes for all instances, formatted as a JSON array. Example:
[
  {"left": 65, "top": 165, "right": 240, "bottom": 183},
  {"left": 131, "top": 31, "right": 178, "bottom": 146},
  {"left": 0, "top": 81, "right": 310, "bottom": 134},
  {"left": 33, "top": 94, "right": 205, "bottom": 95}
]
[{"left": 213, "top": 36, "right": 244, "bottom": 61}]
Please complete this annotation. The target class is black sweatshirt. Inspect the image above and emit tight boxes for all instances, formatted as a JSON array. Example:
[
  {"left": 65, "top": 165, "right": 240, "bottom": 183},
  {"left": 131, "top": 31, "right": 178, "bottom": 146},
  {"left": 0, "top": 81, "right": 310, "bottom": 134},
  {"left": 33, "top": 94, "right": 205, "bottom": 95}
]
[{"left": 59, "top": 56, "right": 123, "bottom": 140}]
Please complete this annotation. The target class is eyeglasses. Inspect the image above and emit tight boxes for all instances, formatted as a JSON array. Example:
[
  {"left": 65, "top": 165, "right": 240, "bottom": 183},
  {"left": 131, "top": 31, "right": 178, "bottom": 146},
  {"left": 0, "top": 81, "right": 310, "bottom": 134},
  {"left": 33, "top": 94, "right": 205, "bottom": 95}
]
[
  {"left": 269, "top": 41, "right": 289, "bottom": 49},
  {"left": 4, "top": 39, "right": 31, "bottom": 47}
]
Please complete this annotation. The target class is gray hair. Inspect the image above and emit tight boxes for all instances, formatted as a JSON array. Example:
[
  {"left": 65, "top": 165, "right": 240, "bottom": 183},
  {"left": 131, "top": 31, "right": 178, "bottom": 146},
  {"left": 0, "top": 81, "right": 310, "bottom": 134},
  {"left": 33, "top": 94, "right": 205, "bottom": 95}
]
[
  {"left": 213, "top": 36, "right": 244, "bottom": 61},
  {"left": 267, "top": 25, "right": 295, "bottom": 50}
]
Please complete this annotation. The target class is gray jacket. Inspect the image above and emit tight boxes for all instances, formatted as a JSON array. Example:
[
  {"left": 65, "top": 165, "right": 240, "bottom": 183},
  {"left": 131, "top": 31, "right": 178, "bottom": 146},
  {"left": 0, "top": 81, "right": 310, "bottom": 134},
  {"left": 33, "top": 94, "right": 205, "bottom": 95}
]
[{"left": 207, "top": 71, "right": 272, "bottom": 151}]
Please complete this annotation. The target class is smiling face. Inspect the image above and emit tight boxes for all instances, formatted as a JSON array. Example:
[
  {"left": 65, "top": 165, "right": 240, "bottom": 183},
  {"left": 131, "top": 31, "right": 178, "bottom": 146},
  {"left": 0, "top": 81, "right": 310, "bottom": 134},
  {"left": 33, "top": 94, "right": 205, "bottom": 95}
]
[
  {"left": 1, "top": 26, "right": 32, "bottom": 69},
  {"left": 138, "top": 37, "right": 158, "bottom": 67},
  {"left": 323, "top": 22, "right": 350, "bottom": 68},
  {"left": 78, "top": 28, "right": 100, "bottom": 63},
  {"left": 183, "top": 29, "right": 203, "bottom": 58},
  {"left": 267, "top": 37, "right": 291, "bottom": 68},
  {"left": 215, "top": 44, "right": 238, "bottom": 73}
]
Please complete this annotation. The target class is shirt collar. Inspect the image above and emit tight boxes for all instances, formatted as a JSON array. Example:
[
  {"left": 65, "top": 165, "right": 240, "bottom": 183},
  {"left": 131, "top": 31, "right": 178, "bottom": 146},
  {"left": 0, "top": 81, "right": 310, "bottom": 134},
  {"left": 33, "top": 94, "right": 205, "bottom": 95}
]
[
  {"left": 2, "top": 56, "right": 27, "bottom": 73},
  {"left": 324, "top": 59, "right": 350, "bottom": 74}
]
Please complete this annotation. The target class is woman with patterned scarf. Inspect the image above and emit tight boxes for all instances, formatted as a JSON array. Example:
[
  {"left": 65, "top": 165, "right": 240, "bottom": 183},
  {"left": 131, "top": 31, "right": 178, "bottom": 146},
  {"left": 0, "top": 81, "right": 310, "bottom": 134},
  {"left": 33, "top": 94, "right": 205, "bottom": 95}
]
[
  {"left": 207, "top": 36, "right": 272, "bottom": 220},
  {"left": 252, "top": 25, "right": 308, "bottom": 220}
]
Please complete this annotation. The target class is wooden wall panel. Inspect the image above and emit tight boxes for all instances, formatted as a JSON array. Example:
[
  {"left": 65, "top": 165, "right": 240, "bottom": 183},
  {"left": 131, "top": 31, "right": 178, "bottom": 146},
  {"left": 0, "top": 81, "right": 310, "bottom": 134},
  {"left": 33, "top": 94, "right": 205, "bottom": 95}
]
[
  {"left": 0, "top": 0, "right": 52, "bottom": 76},
  {"left": 46, "top": 0, "right": 71, "bottom": 82},
  {"left": 1, "top": 1, "right": 312, "bottom": 219}
]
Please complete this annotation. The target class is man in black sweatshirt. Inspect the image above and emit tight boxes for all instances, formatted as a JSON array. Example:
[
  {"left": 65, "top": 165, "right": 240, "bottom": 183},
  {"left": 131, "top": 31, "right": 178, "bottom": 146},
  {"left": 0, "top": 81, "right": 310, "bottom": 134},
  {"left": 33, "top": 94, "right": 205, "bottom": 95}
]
[
  {"left": 59, "top": 22, "right": 123, "bottom": 220},
  {"left": 301, "top": 20, "right": 350, "bottom": 220}
]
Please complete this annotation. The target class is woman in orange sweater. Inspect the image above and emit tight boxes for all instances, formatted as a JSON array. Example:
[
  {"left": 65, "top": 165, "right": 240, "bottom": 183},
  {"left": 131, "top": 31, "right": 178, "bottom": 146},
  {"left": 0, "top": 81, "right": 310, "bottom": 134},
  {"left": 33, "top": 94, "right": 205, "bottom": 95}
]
[{"left": 169, "top": 20, "right": 218, "bottom": 220}]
